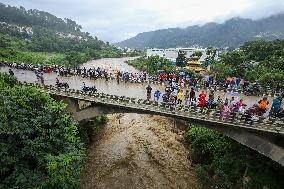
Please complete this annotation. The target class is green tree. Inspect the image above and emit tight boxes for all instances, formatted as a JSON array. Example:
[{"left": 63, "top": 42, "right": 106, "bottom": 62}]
[
  {"left": 0, "top": 73, "right": 85, "bottom": 188},
  {"left": 186, "top": 124, "right": 284, "bottom": 189},
  {"left": 191, "top": 51, "right": 203, "bottom": 58},
  {"left": 176, "top": 50, "right": 187, "bottom": 67},
  {"left": 220, "top": 50, "right": 245, "bottom": 66},
  {"left": 127, "top": 56, "right": 175, "bottom": 75},
  {"left": 210, "top": 63, "right": 233, "bottom": 80}
]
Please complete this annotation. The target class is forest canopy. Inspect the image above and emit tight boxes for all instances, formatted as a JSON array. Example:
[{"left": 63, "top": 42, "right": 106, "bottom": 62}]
[{"left": 0, "top": 73, "right": 85, "bottom": 188}]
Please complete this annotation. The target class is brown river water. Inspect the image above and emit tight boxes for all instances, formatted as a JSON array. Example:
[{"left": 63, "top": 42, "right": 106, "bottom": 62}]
[{"left": 80, "top": 113, "right": 198, "bottom": 189}]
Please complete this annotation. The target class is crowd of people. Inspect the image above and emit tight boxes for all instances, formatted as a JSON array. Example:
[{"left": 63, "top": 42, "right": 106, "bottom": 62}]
[
  {"left": 157, "top": 70, "right": 282, "bottom": 95},
  {"left": 1, "top": 62, "right": 149, "bottom": 83},
  {"left": 146, "top": 80, "right": 284, "bottom": 125},
  {"left": 1, "top": 62, "right": 282, "bottom": 95},
  {"left": 3, "top": 61, "right": 284, "bottom": 125}
]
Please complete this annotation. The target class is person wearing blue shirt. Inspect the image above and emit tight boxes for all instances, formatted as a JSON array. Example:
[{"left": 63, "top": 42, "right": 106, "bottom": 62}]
[{"left": 154, "top": 90, "right": 161, "bottom": 102}]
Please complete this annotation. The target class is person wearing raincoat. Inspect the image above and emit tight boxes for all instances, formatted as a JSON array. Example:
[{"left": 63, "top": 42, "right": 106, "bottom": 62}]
[
  {"left": 154, "top": 90, "right": 161, "bottom": 102},
  {"left": 198, "top": 91, "right": 206, "bottom": 108},
  {"left": 221, "top": 102, "right": 231, "bottom": 121},
  {"left": 177, "top": 90, "right": 184, "bottom": 104},
  {"left": 270, "top": 96, "right": 282, "bottom": 116}
]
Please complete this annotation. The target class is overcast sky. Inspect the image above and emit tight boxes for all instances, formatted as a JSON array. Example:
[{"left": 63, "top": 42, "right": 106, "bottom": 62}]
[{"left": 2, "top": 0, "right": 284, "bottom": 42}]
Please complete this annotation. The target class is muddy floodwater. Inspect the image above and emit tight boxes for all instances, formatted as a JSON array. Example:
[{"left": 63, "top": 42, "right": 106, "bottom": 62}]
[
  {"left": 80, "top": 113, "right": 198, "bottom": 189},
  {"left": 81, "top": 57, "right": 140, "bottom": 72}
]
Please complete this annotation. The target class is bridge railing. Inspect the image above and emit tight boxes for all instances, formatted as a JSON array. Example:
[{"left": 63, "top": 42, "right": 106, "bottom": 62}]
[{"left": 20, "top": 82, "right": 284, "bottom": 134}]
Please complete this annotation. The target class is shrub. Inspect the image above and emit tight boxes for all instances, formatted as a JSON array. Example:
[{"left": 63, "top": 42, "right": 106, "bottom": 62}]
[
  {"left": 78, "top": 115, "right": 108, "bottom": 144},
  {"left": 186, "top": 123, "right": 284, "bottom": 189},
  {"left": 0, "top": 73, "right": 85, "bottom": 188}
]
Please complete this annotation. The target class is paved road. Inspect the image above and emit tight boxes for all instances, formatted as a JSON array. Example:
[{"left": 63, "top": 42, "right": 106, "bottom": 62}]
[{"left": 0, "top": 66, "right": 279, "bottom": 111}]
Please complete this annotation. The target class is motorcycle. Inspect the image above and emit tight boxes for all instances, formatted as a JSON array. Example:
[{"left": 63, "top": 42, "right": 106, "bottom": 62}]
[
  {"left": 269, "top": 108, "right": 284, "bottom": 119},
  {"left": 206, "top": 100, "right": 218, "bottom": 109},
  {"left": 244, "top": 86, "right": 260, "bottom": 96},
  {"left": 82, "top": 85, "right": 97, "bottom": 93},
  {"left": 56, "top": 82, "right": 69, "bottom": 89}
]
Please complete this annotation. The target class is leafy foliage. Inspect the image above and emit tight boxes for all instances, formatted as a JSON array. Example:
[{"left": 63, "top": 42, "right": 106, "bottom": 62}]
[
  {"left": 0, "top": 73, "right": 85, "bottom": 188},
  {"left": 0, "top": 3, "right": 82, "bottom": 33},
  {"left": 0, "top": 49, "right": 69, "bottom": 65},
  {"left": 210, "top": 62, "right": 233, "bottom": 81},
  {"left": 127, "top": 56, "right": 175, "bottom": 75},
  {"left": 210, "top": 39, "right": 284, "bottom": 88},
  {"left": 0, "top": 3, "right": 125, "bottom": 66},
  {"left": 176, "top": 50, "right": 187, "bottom": 67},
  {"left": 78, "top": 116, "right": 108, "bottom": 144},
  {"left": 186, "top": 124, "right": 284, "bottom": 189}
]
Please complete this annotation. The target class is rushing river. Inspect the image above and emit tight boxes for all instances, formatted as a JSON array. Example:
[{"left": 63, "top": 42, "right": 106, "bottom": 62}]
[
  {"left": 80, "top": 113, "right": 198, "bottom": 189},
  {"left": 80, "top": 57, "right": 140, "bottom": 72}
]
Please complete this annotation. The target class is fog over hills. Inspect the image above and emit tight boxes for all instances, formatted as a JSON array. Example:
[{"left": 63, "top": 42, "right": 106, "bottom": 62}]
[{"left": 116, "top": 13, "right": 284, "bottom": 49}]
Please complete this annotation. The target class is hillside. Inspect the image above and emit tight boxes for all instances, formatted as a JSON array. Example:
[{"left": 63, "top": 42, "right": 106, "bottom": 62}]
[
  {"left": 0, "top": 3, "right": 124, "bottom": 65},
  {"left": 116, "top": 13, "right": 284, "bottom": 49}
]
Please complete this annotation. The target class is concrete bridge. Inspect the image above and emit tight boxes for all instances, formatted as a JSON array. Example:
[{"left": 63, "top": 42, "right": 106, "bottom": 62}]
[{"left": 22, "top": 82, "right": 284, "bottom": 166}]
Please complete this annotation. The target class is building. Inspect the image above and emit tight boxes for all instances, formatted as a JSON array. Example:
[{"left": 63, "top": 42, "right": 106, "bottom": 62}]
[
  {"left": 187, "top": 56, "right": 206, "bottom": 73},
  {"left": 146, "top": 48, "right": 208, "bottom": 62}
]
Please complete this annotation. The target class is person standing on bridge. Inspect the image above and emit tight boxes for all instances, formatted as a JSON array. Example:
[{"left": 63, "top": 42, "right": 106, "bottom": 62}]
[
  {"left": 269, "top": 96, "right": 282, "bottom": 117},
  {"left": 184, "top": 89, "right": 190, "bottom": 105},
  {"left": 8, "top": 69, "right": 14, "bottom": 76},
  {"left": 103, "top": 70, "right": 108, "bottom": 82},
  {"left": 198, "top": 91, "right": 206, "bottom": 108},
  {"left": 189, "top": 88, "right": 196, "bottom": 102},
  {"left": 56, "top": 78, "right": 59, "bottom": 86},
  {"left": 216, "top": 96, "right": 223, "bottom": 110},
  {"left": 221, "top": 102, "right": 231, "bottom": 121},
  {"left": 258, "top": 97, "right": 269, "bottom": 115},
  {"left": 146, "top": 85, "right": 152, "bottom": 100},
  {"left": 154, "top": 90, "right": 161, "bottom": 102},
  {"left": 177, "top": 90, "right": 184, "bottom": 105},
  {"left": 208, "top": 90, "right": 215, "bottom": 108},
  {"left": 40, "top": 72, "right": 44, "bottom": 85},
  {"left": 116, "top": 71, "right": 120, "bottom": 84}
]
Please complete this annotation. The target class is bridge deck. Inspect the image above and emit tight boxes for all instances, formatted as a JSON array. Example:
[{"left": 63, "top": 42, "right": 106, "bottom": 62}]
[{"left": 22, "top": 82, "right": 284, "bottom": 136}]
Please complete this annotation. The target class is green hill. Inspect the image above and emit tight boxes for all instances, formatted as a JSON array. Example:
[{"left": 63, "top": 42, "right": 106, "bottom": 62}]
[
  {"left": 116, "top": 13, "right": 284, "bottom": 49},
  {"left": 0, "top": 3, "right": 123, "bottom": 65}
]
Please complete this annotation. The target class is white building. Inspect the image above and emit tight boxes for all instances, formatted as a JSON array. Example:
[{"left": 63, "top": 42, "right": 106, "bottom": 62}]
[{"left": 146, "top": 48, "right": 208, "bottom": 62}]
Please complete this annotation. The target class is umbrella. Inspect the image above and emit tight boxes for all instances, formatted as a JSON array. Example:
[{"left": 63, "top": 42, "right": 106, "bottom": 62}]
[{"left": 179, "top": 71, "right": 185, "bottom": 76}]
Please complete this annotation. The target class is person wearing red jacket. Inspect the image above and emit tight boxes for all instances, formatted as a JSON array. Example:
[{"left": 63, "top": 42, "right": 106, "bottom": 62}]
[
  {"left": 159, "top": 73, "right": 163, "bottom": 82},
  {"left": 198, "top": 91, "right": 207, "bottom": 108},
  {"left": 170, "top": 71, "right": 175, "bottom": 81},
  {"left": 163, "top": 73, "right": 167, "bottom": 81}
]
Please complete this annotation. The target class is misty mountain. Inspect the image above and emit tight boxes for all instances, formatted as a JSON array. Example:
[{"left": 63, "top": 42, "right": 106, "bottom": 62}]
[
  {"left": 116, "top": 13, "right": 284, "bottom": 49},
  {"left": 0, "top": 3, "right": 123, "bottom": 58}
]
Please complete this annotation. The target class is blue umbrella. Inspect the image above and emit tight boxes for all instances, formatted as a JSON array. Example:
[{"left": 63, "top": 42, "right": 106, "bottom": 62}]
[{"left": 179, "top": 71, "right": 185, "bottom": 76}]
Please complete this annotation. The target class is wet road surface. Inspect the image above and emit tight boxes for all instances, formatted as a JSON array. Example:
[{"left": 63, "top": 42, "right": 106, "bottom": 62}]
[{"left": 0, "top": 65, "right": 275, "bottom": 110}]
